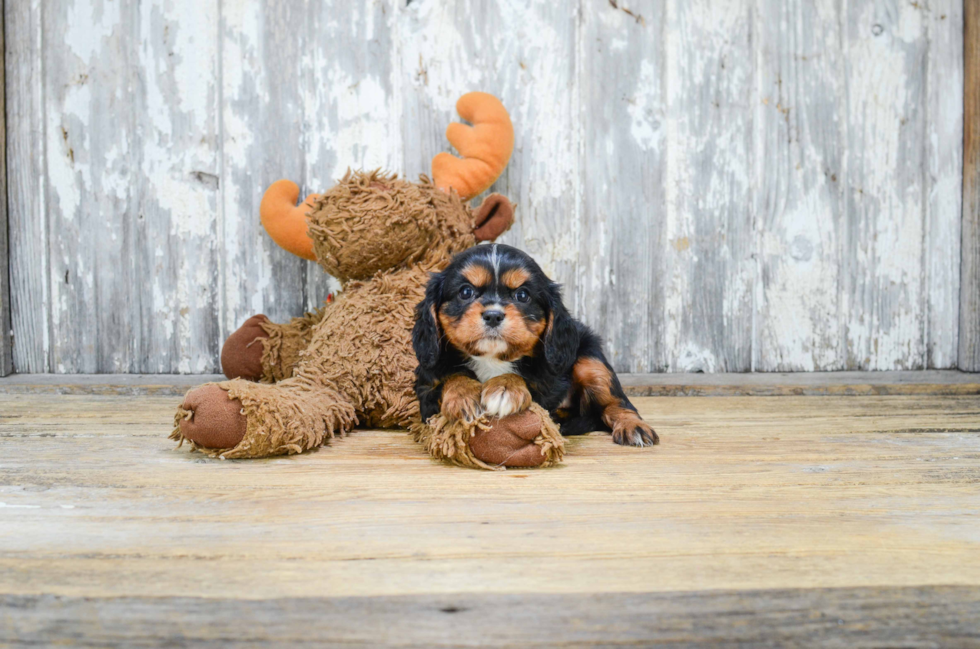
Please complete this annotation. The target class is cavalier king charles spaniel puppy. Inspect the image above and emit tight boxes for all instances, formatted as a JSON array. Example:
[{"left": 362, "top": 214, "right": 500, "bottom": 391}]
[{"left": 413, "top": 243, "right": 658, "bottom": 447}]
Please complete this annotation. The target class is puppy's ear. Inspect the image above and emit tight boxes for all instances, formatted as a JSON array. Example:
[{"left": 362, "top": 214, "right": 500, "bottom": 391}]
[
  {"left": 413, "top": 272, "right": 445, "bottom": 370},
  {"left": 543, "top": 281, "right": 578, "bottom": 372}
]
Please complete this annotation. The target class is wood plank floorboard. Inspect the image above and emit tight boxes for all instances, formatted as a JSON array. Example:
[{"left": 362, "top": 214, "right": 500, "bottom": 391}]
[
  {"left": 3, "top": 587, "right": 979, "bottom": 648},
  {"left": 1, "top": 391, "right": 978, "bottom": 645},
  {"left": 3, "top": 370, "right": 979, "bottom": 396}
]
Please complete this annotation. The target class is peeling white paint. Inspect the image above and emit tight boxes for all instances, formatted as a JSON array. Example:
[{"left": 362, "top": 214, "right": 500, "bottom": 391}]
[
  {"left": 752, "top": 0, "right": 845, "bottom": 371},
  {"left": 923, "top": 0, "right": 964, "bottom": 369},
  {"left": 628, "top": 60, "right": 661, "bottom": 151},
  {"left": 322, "top": 72, "right": 395, "bottom": 183},
  {"left": 663, "top": 0, "right": 754, "bottom": 371},
  {"left": 64, "top": 0, "right": 119, "bottom": 63},
  {"left": 843, "top": 0, "right": 930, "bottom": 370},
  {"left": 6, "top": 0, "right": 966, "bottom": 373}
]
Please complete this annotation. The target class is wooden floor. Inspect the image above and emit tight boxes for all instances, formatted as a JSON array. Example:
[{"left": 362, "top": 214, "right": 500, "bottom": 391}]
[{"left": 2, "top": 381, "right": 980, "bottom": 646}]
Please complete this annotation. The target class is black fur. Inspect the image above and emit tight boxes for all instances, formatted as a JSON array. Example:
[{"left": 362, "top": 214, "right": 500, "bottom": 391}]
[
  {"left": 412, "top": 272, "right": 445, "bottom": 372},
  {"left": 412, "top": 244, "right": 655, "bottom": 445}
]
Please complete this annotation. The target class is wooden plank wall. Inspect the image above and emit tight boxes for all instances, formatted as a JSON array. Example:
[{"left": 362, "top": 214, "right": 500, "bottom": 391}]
[
  {"left": 4, "top": 0, "right": 965, "bottom": 374},
  {"left": 0, "top": 0, "right": 9, "bottom": 377},
  {"left": 962, "top": 0, "right": 980, "bottom": 372}
]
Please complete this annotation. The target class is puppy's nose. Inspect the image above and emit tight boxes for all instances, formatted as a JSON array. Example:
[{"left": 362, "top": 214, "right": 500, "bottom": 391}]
[{"left": 482, "top": 309, "right": 505, "bottom": 328}]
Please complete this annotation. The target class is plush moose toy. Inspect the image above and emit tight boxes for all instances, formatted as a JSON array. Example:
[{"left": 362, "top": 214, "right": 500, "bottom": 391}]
[{"left": 171, "top": 93, "right": 564, "bottom": 469}]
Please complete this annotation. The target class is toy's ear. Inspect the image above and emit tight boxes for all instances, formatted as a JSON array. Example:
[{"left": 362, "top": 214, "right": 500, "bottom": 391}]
[
  {"left": 473, "top": 194, "right": 514, "bottom": 242},
  {"left": 543, "top": 281, "right": 578, "bottom": 373},
  {"left": 412, "top": 273, "right": 445, "bottom": 371}
]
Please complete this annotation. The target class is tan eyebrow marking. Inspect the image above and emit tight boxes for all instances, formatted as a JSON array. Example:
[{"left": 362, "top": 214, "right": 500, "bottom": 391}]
[
  {"left": 461, "top": 264, "right": 492, "bottom": 287},
  {"left": 501, "top": 268, "right": 530, "bottom": 289}
]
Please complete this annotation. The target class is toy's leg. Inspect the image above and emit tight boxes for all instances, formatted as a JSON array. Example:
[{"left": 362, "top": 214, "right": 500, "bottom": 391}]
[
  {"left": 412, "top": 403, "right": 564, "bottom": 470},
  {"left": 220, "top": 315, "right": 270, "bottom": 380},
  {"left": 221, "top": 309, "right": 325, "bottom": 382},
  {"left": 172, "top": 377, "right": 356, "bottom": 459}
]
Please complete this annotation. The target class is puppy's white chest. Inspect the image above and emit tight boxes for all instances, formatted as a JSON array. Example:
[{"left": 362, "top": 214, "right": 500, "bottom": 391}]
[{"left": 466, "top": 355, "right": 517, "bottom": 382}]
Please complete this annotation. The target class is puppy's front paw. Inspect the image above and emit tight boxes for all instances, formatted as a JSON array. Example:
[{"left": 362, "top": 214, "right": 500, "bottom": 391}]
[
  {"left": 612, "top": 419, "right": 659, "bottom": 447},
  {"left": 481, "top": 374, "right": 532, "bottom": 418},
  {"left": 441, "top": 375, "right": 484, "bottom": 423}
]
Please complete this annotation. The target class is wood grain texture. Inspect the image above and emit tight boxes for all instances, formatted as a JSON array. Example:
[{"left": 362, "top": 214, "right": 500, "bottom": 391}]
[
  {"left": 3, "top": 587, "right": 979, "bottom": 647},
  {"left": 0, "top": 0, "right": 10, "bottom": 378},
  {"left": 754, "top": 0, "right": 843, "bottom": 371},
  {"left": 663, "top": 0, "right": 754, "bottom": 372},
  {"left": 927, "top": 0, "right": 964, "bottom": 369},
  {"left": 135, "top": 0, "right": 222, "bottom": 374},
  {"left": 2, "top": 370, "right": 979, "bottom": 397},
  {"left": 2, "top": 393, "right": 980, "bottom": 601},
  {"left": 843, "top": 0, "right": 928, "bottom": 370},
  {"left": 41, "top": 0, "right": 138, "bottom": 373},
  {"left": 3, "top": 0, "right": 967, "bottom": 373},
  {"left": 963, "top": 0, "right": 980, "bottom": 371},
  {"left": 6, "top": 0, "right": 47, "bottom": 373},
  {"left": 617, "top": 369, "right": 980, "bottom": 396},
  {"left": 579, "top": 0, "right": 664, "bottom": 372},
  {"left": 2, "top": 392, "right": 980, "bottom": 644}
]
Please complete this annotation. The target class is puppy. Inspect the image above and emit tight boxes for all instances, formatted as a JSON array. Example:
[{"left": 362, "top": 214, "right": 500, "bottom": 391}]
[{"left": 413, "top": 243, "right": 658, "bottom": 447}]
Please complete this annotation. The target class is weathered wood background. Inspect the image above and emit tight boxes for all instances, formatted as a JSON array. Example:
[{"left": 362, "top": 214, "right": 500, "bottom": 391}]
[
  {"left": 963, "top": 0, "right": 980, "bottom": 372},
  {"left": 5, "top": 0, "right": 965, "bottom": 374},
  {"left": 0, "top": 0, "right": 10, "bottom": 377}
]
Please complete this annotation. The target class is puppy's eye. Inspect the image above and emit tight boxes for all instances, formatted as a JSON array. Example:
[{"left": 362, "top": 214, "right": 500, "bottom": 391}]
[
  {"left": 514, "top": 287, "right": 531, "bottom": 303},
  {"left": 458, "top": 285, "right": 475, "bottom": 301}
]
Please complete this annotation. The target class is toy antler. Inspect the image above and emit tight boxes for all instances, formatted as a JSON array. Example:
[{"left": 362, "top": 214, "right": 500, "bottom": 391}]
[
  {"left": 260, "top": 180, "right": 318, "bottom": 261},
  {"left": 432, "top": 92, "right": 514, "bottom": 200},
  {"left": 260, "top": 93, "right": 513, "bottom": 260}
]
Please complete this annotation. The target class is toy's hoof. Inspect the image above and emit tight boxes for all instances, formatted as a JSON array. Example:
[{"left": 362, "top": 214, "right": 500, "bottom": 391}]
[
  {"left": 179, "top": 385, "right": 247, "bottom": 450},
  {"left": 469, "top": 409, "right": 547, "bottom": 468},
  {"left": 221, "top": 314, "right": 269, "bottom": 380}
]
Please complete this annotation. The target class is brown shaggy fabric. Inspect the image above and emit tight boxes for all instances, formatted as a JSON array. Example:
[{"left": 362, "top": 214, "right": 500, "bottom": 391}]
[
  {"left": 172, "top": 169, "right": 554, "bottom": 468},
  {"left": 258, "top": 307, "right": 327, "bottom": 382},
  {"left": 411, "top": 403, "right": 565, "bottom": 471},
  {"left": 172, "top": 378, "right": 356, "bottom": 459},
  {"left": 307, "top": 170, "right": 476, "bottom": 282}
]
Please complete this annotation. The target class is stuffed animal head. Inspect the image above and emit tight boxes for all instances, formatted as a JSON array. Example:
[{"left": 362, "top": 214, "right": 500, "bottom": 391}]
[{"left": 259, "top": 92, "right": 515, "bottom": 282}]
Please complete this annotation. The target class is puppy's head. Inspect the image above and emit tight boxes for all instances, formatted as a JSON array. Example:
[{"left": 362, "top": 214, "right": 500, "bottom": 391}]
[{"left": 413, "top": 244, "right": 578, "bottom": 371}]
